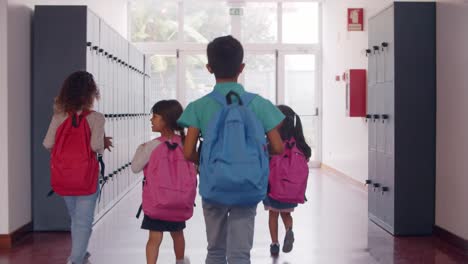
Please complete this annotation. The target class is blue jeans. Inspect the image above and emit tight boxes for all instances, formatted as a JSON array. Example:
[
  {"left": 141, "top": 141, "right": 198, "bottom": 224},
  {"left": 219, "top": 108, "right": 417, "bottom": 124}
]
[
  {"left": 202, "top": 200, "right": 257, "bottom": 264},
  {"left": 63, "top": 190, "right": 98, "bottom": 264}
]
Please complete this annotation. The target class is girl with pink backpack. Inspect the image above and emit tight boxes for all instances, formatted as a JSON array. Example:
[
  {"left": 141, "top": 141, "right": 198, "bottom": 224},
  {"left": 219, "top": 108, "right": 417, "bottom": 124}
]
[
  {"left": 264, "top": 105, "right": 312, "bottom": 257},
  {"left": 131, "top": 100, "right": 196, "bottom": 264}
]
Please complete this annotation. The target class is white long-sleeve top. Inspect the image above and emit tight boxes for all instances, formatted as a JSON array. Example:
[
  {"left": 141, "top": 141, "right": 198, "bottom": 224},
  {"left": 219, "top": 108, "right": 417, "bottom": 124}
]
[
  {"left": 43, "top": 111, "right": 106, "bottom": 154},
  {"left": 131, "top": 139, "right": 162, "bottom": 173}
]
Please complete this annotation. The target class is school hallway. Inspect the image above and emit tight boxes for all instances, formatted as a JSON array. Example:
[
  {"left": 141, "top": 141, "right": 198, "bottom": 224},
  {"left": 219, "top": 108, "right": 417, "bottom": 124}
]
[{"left": 1, "top": 168, "right": 466, "bottom": 264}]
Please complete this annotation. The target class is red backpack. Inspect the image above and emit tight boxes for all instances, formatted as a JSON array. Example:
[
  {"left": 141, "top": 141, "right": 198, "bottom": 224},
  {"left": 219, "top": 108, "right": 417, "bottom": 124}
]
[{"left": 50, "top": 111, "right": 99, "bottom": 196}]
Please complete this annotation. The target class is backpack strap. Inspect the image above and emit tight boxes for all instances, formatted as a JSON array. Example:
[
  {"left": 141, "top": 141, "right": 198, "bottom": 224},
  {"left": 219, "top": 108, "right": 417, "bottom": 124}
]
[
  {"left": 285, "top": 137, "right": 297, "bottom": 149},
  {"left": 68, "top": 110, "right": 93, "bottom": 127},
  {"left": 208, "top": 90, "right": 228, "bottom": 106},
  {"left": 80, "top": 110, "right": 93, "bottom": 118},
  {"left": 156, "top": 135, "right": 181, "bottom": 150}
]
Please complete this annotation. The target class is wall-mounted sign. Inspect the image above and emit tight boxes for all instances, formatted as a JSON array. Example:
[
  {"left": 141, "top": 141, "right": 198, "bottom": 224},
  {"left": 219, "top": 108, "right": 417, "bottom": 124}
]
[
  {"left": 230, "top": 7, "right": 243, "bottom": 16},
  {"left": 348, "top": 8, "right": 364, "bottom": 31}
]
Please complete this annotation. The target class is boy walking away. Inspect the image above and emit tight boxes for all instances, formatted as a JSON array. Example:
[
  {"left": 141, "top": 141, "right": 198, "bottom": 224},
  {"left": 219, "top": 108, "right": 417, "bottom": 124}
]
[{"left": 178, "top": 35, "right": 285, "bottom": 264}]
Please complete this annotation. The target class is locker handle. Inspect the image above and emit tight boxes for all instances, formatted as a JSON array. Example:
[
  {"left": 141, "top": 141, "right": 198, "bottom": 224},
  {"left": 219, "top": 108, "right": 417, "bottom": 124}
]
[
  {"left": 373, "top": 46, "right": 380, "bottom": 54},
  {"left": 381, "top": 42, "right": 389, "bottom": 51},
  {"left": 92, "top": 46, "right": 98, "bottom": 50},
  {"left": 372, "top": 183, "right": 380, "bottom": 192},
  {"left": 381, "top": 186, "right": 389, "bottom": 195},
  {"left": 365, "top": 49, "right": 372, "bottom": 57},
  {"left": 86, "top": 42, "right": 92, "bottom": 47},
  {"left": 372, "top": 114, "right": 380, "bottom": 122},
  {"left": 381, "top": 114, "right": 389, "bottom": 123},
  {"left": 98, "top": 48, "right": 104, "bottom": 53},
  {"left": 365, "top": 179, "right": 372, "bottom": 185},
  {"left": 365, "top": 114, "right": 372, "bottom": 122}
]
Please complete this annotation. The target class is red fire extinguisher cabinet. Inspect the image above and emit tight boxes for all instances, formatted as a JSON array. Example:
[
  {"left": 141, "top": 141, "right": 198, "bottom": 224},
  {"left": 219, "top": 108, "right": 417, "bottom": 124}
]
[{"left": 345, "top": 69, "right": 367, "bottom": 117}]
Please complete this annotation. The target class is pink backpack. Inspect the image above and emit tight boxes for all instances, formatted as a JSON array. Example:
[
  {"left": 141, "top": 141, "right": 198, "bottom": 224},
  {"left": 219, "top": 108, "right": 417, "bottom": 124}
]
[
  {"left": 142, "top": 135, "right": 197, "bottom": 221},
  {"left": 268, "top": 138, "right": 309, "bottom": 204}
]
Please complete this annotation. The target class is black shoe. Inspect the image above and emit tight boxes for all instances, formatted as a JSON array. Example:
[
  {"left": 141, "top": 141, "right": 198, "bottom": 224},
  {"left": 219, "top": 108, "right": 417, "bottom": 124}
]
[
  {"left": 270, "top": 243, "right": 280, "bottom": 257},
  {"left": 282, "top": 228, "right": 295, "bottom": 253}
]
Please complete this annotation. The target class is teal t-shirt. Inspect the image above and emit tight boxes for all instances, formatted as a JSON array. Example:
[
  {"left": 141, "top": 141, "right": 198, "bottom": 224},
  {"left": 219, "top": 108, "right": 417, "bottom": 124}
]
[{"left": 177, "top": 82, "right": 285, "bottom": 136}]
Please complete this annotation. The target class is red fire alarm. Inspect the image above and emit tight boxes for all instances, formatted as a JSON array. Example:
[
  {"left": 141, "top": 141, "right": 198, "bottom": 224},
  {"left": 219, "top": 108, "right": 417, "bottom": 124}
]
[
  {"left": 348, "top": 8, "right": 364, "bottom": 31},
  {"left": 345, "top": 69, "right": 366, "bottom": 117}
]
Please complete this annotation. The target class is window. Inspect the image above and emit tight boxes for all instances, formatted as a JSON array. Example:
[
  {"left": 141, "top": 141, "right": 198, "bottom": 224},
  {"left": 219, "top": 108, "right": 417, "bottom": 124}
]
[
  {"left": 243, "top": 53, "right": 276, "bottom": 103},
  {"left": 150, "top": 55, "right": 177, "bottom": 100},
  {"left": 242, "top": 3, "right": 277, "bottom": 43},
  {"left": 129, "top": 1, "right": 322, "bottom": 162},
  {"left": 129, "top": 0, "right": 178, "bottom": 42},
  {"left": 282, "top": 2, "right": 319, "bottom": 44},
  {"left": 184, "top": 1, "right": 230, "bottom": 43}
]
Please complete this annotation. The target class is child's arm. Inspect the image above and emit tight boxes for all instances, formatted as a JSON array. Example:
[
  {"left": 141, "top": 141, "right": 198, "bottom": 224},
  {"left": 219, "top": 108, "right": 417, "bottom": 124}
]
[
  {"left": 267, "top": 126, "right": 284, "bottom": 155},
  {"left": 131, "top": 141, "right": 160, "bottom": 173},
  {"left": 89, "top": 113, "right": 105, "bottom": 154},
  {"left": 43, "top": 114, "right": 62, "bottom": 151},
  {"left": 104, "top": 134, "right": 113, "bottom": 152},
  {"left": 183, "top": 127, "right": 200, "bottom": 164}
]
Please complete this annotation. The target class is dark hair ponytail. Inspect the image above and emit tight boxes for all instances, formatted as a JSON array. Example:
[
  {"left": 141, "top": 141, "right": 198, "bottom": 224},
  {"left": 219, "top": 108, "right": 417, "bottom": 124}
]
[
  {"left": 178, "top": 127, "right": 186, "bottom": 144},
  {"left": 151, "top": 100, "right": 185, "bottom": 143},
  {"left": 277, "top": 105, "right": 312, "bottom": 159}
]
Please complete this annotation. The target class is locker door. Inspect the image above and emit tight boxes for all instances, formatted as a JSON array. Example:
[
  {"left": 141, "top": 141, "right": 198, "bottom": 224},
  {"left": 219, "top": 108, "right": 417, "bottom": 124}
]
[
  {"left": 110, "top": 31, "right": 117, "bottom": 203},
  {"left": 381, "top": 80, "right": 395, "bottom": 230},
  {"left": 374, "top": 82, "right": 386, "bottom": 223},
  {"left": 86, "top": 10, "right": 95, "bottom": 73},
  {"left": 368, "top": 17, "right": 377, "bottom": 86},
  {"left": 375, "top": 12, "right": 385, "bottom": 84},
  {"left": 368, "top": 81, "right": 377, "bottom": 216},
  {"left": 382, "top": 7, "right": 395, "bottom": 82}
]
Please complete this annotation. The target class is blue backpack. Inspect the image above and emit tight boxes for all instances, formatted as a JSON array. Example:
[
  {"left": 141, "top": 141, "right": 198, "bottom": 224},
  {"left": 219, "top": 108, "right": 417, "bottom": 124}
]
[{"left": 199, "top": 90, "right": 269, "bottom": 206}]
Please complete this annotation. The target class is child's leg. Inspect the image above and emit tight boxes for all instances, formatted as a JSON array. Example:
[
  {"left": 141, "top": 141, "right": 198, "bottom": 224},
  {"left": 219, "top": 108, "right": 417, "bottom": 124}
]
[
  {"left": 146, "top": 231, "right": 163, "bottom": 264},
  {"left": 170, "top": 230, "right": 185, "bottom": 261},
  {"left": 280, "top": 212, "right": 293, "bottom": 230},
  {"left": 202, "top": 201, "right": 229, "bottom": 264},
  {"left": 280, "top": 212, "right": 294, "bottom": 253},
  {"left": 268, "top": 211, "right": 280, "bottom": 244},
  {"left": 64, "top": 191, "right": 98, "bottom": 264},
  {"left": 226, "top": 204, "right": 257, "bottom": 264}
]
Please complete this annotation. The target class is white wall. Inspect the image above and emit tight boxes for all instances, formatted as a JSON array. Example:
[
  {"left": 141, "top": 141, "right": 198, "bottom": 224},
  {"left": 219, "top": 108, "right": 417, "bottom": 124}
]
[
  {"left": 321, "top": 0, "right": 430, "bottom": 182},
  {"left": 7, "top": 0, "right": 32, "bottom": 232},
  {"left": 436, "top": 0, "right": 468, "bottom": 240},
  {"left": 0, "top": 0, "right": 10, "bottom": 234},
  {"left": 321, "top": 0, "right": 379, "bottom": 183},
  {"left": 323, "top": 0, "right": 468, "bottom": 241},
  {"left": 2, "top": 0, "right": 127, "bottom": 234}
]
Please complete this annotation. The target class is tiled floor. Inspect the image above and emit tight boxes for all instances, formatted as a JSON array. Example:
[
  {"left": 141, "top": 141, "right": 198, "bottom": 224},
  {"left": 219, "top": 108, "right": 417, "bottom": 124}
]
[{"left": 1, "top": 168, "right": 468, "bottom": 264}]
